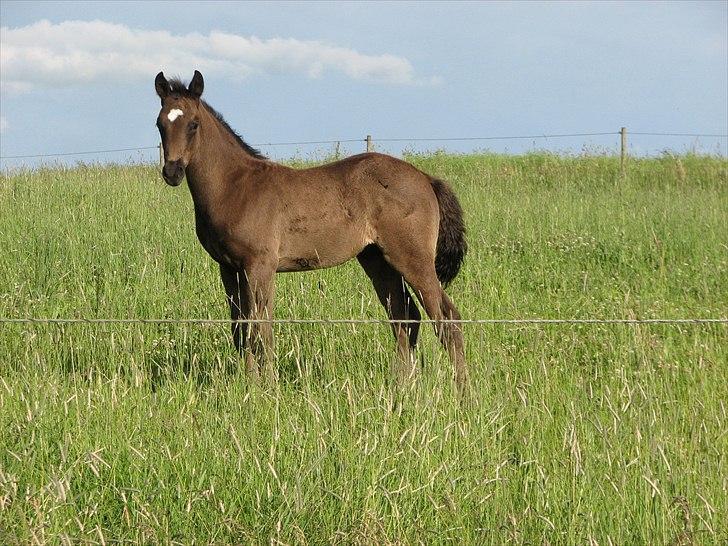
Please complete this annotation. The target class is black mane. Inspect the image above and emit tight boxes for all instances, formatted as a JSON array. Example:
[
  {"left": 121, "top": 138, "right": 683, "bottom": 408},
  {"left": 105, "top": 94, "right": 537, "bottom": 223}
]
[{"left": 168, "top": 78, "right": 266, "bottom": 160}]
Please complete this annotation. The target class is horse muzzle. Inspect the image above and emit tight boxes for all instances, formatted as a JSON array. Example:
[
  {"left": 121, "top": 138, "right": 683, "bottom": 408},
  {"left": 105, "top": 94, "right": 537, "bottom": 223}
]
[{"left": 162, "top": 160, "right": 185, "bottom": 186}]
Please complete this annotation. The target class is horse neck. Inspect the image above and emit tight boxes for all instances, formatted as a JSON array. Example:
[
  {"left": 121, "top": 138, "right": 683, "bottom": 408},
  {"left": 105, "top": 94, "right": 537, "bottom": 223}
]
[{"left": 184, "top": 108, "right": 257, "bottom": 215}]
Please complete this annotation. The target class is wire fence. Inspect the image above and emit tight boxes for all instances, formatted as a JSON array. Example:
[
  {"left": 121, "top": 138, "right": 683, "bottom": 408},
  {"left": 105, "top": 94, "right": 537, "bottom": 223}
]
[
  {"left": 1, "top": 317, "right": 726, "bottom": 326},
  {"left": 0, "top": 146, "right": 160, "bottom": 160},
  {"left": 1, "top": 130, "right": 726, "bottom": 160},
  {"left": 1, "top": 129, "right": 726, "bottom": 328}
]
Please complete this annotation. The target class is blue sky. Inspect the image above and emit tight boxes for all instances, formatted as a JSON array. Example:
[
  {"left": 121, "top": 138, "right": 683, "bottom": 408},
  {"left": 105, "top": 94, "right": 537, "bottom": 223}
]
[{"left": 1, "top": 1, "right": 726, "bottom": 167}]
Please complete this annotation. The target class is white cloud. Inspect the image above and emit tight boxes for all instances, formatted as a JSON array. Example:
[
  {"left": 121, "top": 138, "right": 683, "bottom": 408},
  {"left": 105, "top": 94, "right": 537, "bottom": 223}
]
[{"left": 0, "top": 20, "right": 436, "bottom": 92}]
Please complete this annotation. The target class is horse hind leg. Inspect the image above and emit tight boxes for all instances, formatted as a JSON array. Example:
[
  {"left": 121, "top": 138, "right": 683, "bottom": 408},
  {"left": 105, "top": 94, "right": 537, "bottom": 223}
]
[
  {"left": 357, "top": 246, "right": 421, "bottom": 385},
  {"left": 413, "top": 275, "right": 468, "bottom": 397},
  {"left": 436, "top": 290, "right": 468, "bottom": 393},
  {"left": 375, "top": 245, "right": 469, "bottom": 397}
]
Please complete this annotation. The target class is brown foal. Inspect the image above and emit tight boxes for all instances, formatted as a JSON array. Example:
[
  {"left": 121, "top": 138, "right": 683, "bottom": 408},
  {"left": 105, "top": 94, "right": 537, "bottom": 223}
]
[{"left": 154, "top": 70, "right": 469, "bottom": 393}]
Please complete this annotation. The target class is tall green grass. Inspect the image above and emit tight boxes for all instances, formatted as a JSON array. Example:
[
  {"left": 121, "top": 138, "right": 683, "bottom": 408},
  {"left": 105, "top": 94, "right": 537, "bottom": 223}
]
[{"left": 1, "top": 153, "right": 726, "bottom": 544}]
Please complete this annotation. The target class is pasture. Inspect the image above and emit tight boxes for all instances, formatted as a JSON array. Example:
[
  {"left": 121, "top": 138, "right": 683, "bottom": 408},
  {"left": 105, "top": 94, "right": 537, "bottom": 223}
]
[{"left": 0, "top": 152, "right": 726, "bottom": 544}]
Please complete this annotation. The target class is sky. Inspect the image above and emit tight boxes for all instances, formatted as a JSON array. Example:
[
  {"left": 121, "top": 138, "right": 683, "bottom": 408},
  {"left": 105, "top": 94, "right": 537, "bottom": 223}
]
[{"left": 1, "top": 0, "right": 726, "bottom": 168}]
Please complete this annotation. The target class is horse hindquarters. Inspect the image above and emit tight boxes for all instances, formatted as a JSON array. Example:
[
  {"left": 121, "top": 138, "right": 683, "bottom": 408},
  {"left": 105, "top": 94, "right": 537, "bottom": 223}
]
[{"left": 368, "top": 176, "right": 468, "bottom": 396}]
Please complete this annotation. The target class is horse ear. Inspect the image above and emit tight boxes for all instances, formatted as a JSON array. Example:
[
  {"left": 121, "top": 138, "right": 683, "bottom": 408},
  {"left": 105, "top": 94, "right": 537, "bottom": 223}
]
[
  {"left": 188, "top": 70, "right": 204, "bottom": 99},
  {"left": 155, "top": 71, "right": 170, "bottom": 99}
]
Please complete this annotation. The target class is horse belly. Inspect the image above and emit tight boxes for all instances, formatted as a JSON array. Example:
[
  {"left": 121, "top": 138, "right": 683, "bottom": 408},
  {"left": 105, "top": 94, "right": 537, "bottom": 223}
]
[{"left": 277, "top": 219, "right": 371, "bottom": 272}]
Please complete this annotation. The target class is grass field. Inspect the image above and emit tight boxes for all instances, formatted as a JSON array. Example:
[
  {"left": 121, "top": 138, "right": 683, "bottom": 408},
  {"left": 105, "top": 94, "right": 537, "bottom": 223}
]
[{"left": 1, "top": 152, "right": 726, "bottom": 544}]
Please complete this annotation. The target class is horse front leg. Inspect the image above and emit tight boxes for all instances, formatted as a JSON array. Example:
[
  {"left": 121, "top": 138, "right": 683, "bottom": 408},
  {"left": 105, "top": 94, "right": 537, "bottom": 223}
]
[
  {"left": 244, "top": 262, "right": 277, "bottom": 382},
  {"left": 219, "top": 264, "right": 257, "bottom": 376}
]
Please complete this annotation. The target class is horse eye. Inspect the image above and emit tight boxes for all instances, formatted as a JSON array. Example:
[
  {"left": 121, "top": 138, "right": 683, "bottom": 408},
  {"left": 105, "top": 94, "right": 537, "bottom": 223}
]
[{"left": 188, "top": 121, "right": 199, "bottom": 132}]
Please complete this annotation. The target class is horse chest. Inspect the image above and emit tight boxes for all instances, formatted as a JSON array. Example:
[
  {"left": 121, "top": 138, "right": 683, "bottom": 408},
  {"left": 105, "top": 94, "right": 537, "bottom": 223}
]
[{"left": 194, "top": 216, "right": 238, "bottom": 266}]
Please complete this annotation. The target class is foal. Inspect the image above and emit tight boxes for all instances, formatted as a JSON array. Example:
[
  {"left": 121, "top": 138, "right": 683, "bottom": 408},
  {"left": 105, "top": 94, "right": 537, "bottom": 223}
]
[{"left": 154, "top": 70, "right": 469, "bottom": 393}]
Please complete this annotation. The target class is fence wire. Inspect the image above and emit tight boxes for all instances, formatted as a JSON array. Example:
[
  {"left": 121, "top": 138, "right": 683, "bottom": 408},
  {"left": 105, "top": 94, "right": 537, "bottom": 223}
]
[
  {"left": 629, "top": 132, "right": 728, "bottom": 138},
  {"left": 372, "top": 132, "right": 618, "bottom": 142},
  {"left": 2, "top": 130, "right": 726, "bottom": 160},
  {"left": 0, "top": 146, "right": 160, "bottom": 160},
  {"left": 252, "top": 138, "right": 363, "bottom": 147},
  {"left": 1, "top": 317, "right": 726, "bottom": 326}
]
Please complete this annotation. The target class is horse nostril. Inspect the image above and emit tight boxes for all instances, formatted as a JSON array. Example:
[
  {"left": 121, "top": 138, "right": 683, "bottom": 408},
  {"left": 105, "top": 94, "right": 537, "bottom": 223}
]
[{"left": 163, "top": 161, "right": 182, "bottom": 178}]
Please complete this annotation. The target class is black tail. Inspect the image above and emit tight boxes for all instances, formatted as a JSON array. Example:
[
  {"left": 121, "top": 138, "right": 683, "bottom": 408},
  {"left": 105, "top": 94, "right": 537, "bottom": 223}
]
[{"left": 431, "top": 179, "right": 467, "bottom": 287}]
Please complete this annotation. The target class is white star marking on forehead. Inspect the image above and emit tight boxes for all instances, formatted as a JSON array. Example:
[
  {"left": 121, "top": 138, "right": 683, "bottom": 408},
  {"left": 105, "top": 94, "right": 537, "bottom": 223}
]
[{"left": 167, "top": 109, "right": 184, "bottom": 122}]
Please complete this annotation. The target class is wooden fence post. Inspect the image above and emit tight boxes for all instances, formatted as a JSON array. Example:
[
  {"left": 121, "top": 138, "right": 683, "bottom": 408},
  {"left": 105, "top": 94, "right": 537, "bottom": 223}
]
[
  {"left": 158, "top": 143, "right": 164, "bottom": 168},
  {"left": 620, "top": 127, "right": 627, "bottom": 178},
  {"left": 366, "top": 135, "right": 373, "bottom": 152}
]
